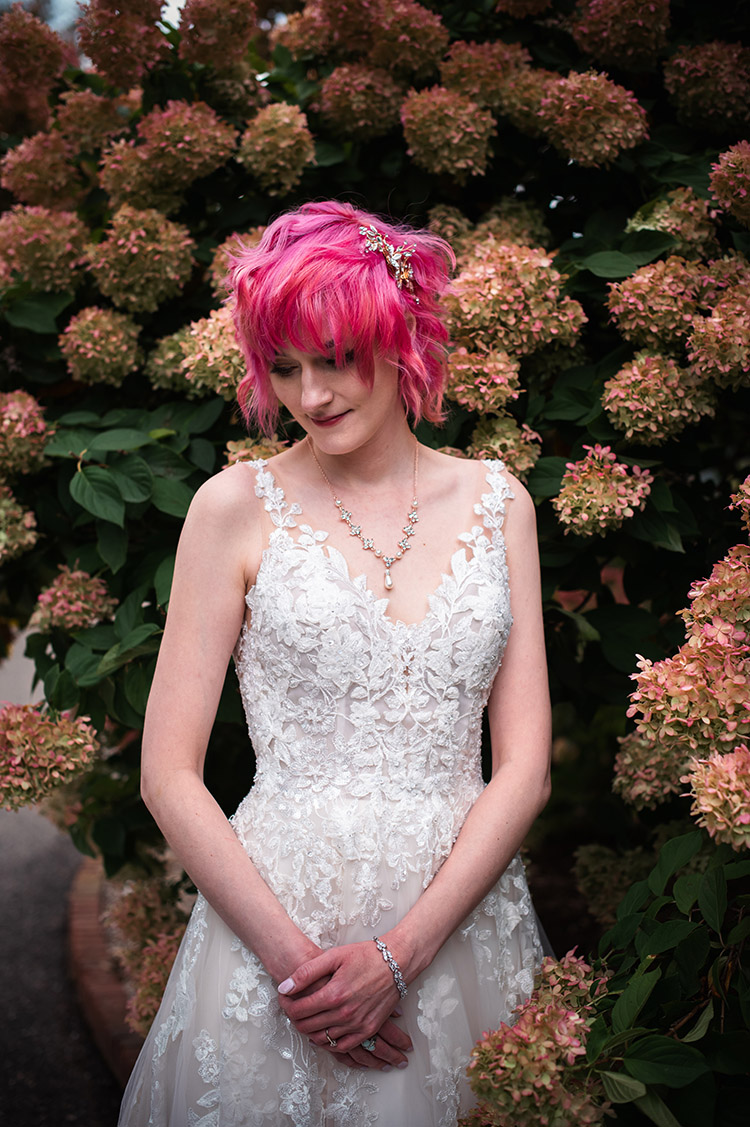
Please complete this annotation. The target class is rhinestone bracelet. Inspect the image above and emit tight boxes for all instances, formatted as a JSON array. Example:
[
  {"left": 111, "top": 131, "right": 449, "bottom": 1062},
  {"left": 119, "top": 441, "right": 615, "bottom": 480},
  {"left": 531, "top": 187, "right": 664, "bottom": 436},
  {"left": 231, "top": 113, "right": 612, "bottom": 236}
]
[{"left": 372, "top": 936, "right": 408, "bottom": 999}]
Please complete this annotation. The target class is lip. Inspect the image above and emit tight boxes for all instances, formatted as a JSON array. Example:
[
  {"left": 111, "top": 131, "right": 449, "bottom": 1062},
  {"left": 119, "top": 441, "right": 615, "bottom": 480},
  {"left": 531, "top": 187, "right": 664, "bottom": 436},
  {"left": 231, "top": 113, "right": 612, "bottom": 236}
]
[{"left": 308, "top": 411, "right": 350, "bottom": 428}]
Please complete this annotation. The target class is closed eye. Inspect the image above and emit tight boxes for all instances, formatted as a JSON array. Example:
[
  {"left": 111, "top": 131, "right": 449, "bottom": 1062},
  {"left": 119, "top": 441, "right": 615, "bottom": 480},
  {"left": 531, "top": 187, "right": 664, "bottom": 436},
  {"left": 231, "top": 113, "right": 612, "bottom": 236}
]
[{"left": 270, "top": 362, "right": 297, "bottom": 378}]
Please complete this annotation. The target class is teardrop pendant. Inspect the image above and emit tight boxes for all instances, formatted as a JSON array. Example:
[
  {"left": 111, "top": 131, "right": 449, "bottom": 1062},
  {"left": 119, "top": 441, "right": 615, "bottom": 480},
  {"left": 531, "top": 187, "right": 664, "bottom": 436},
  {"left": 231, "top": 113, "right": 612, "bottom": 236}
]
[{"left": 384, "top": 570, "right": 393, "bottom": 590}]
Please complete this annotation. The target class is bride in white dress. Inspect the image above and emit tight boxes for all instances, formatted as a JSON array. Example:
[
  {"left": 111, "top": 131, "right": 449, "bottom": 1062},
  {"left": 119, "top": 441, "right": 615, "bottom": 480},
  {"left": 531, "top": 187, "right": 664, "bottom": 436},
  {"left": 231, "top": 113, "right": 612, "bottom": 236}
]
[{"left": 119, "top": 200, "right": 551, "bottom": 1127}]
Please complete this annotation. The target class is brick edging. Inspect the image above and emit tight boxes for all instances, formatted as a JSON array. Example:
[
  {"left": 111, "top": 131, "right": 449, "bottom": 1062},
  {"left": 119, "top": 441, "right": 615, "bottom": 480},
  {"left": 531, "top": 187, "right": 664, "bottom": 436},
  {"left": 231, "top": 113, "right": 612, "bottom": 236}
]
[{"left": 67, "top": 856, "right": 144, "bottom": 1089}]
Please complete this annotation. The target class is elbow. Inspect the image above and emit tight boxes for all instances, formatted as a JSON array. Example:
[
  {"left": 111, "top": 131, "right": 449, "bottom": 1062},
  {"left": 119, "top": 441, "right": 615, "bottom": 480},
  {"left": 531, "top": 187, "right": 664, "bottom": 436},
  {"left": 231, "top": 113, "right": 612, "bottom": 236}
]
[{"left": 537, "top": 770, "right": 552, "bottom": 815}]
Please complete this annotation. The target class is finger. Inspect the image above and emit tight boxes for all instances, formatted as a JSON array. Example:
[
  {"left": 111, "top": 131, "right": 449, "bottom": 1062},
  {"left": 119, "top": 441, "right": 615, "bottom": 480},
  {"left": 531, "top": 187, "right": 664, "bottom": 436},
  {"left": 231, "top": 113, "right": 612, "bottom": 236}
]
[
  {"left": 379, "top": 1017, "right": 414, "bottom": 1054},
  {"left": 348, "top": 1037, "right": 407, "bottom": 1070},
  {"left": 278, "top": 950, "right": 338, "bottom": 997}
]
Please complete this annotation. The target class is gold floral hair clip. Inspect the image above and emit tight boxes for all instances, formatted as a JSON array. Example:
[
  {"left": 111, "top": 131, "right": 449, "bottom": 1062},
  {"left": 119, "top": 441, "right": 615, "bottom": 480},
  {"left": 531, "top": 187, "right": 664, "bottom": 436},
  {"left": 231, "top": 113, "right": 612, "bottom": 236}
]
[{"left": 359, "top": 224, "right": 419, "bottom": 302}]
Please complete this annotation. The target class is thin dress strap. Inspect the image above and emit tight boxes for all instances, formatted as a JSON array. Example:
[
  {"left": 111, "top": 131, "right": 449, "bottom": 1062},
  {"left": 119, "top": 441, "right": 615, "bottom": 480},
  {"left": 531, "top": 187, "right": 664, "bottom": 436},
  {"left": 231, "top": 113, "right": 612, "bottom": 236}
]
[
  {"left": 475, "top": 459, "right": 513, "bottom": 549},
  {"left": 249, "top": 459, "right": 301, "bottom": 530}
]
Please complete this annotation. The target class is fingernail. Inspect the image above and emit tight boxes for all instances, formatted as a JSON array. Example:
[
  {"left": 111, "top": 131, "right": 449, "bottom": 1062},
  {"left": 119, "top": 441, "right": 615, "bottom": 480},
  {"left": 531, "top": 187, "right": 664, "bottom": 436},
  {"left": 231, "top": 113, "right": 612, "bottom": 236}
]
[
  {"left": 278, "top": 977, "right": 295, "bottom": 994},
  {"left": 406, "top": 1044, "right": 414, "bottom": 1052},
  {"left": 397, "top": 1061, "right": 408, "bottom": 1069},
  {"left": 381, "top": 1065, "right": 393, "bottom": 1072},
  {"left": 393, "top": 1005, "right": 403, "bottom": 1016}
]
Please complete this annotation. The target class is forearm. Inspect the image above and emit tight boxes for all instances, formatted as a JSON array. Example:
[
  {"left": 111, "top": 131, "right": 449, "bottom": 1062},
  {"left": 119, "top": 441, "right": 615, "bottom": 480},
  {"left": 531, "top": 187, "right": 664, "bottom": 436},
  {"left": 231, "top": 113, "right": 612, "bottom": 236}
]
[
  {"left": 381, "top": 761, "right": 550, "bottom": 982},
  {"left": 143, "top": 768, "right": 317, "bottom": 981}
]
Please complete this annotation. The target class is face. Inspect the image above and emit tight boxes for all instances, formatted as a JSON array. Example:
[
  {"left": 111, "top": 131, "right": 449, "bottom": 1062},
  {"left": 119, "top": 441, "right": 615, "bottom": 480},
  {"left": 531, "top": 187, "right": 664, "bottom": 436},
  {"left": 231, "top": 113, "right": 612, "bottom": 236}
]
[{"left": 268, "top": 344, "right": 405, "bottom": 454}]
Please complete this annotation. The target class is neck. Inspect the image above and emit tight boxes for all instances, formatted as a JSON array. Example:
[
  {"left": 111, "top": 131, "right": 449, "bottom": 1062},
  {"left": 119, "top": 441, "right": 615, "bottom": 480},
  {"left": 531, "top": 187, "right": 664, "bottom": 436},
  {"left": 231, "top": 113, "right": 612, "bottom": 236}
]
[{"left": 307, "top": 416, "right": 416, "bottom": 492}]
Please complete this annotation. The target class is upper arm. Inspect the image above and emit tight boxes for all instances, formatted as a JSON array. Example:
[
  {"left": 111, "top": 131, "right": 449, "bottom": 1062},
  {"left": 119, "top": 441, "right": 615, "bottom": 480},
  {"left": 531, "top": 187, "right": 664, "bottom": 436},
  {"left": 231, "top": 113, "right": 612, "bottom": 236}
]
[
  {"left": 141, "top": 466, "right": 262, "bottom": 794},
  {"left": 486, "top": 472, "right": 551, "bottom": 783}
]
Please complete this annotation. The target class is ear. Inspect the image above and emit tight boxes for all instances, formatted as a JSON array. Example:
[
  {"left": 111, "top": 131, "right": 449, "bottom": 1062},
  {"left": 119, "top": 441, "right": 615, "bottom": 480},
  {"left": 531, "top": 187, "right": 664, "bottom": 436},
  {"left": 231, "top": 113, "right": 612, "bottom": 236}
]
[{"left": 404, "top": 310, "right": 417, "bottom": 336}]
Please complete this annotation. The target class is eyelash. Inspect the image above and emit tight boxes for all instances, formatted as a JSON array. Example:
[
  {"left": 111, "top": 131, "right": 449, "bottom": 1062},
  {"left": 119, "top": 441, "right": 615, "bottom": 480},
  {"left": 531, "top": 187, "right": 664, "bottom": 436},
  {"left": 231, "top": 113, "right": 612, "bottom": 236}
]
[{"left": 270, "top": 351, "right": 356, "bottom": 377}]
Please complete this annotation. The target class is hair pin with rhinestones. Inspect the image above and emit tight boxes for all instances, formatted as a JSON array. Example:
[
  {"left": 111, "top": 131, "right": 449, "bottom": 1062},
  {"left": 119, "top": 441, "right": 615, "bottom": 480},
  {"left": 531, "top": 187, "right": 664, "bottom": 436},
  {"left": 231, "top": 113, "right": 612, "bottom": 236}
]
[{"left": 359, "top": 224, "right": 419, "bottom": 303}]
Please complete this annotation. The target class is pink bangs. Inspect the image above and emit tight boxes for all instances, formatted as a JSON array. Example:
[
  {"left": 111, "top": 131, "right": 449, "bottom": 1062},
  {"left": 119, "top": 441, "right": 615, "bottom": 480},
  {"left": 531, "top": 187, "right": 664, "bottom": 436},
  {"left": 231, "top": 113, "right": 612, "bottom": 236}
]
[{"left": 229, "top": 200, "right": 454, "bottom": 435}]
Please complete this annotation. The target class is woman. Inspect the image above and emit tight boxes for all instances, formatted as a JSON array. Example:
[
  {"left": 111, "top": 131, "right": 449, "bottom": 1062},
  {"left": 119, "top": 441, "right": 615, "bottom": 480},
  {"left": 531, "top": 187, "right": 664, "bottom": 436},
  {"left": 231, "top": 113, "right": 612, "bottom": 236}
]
[{"left": 119, "top": 200, "right": 551, "bottom": 1126}]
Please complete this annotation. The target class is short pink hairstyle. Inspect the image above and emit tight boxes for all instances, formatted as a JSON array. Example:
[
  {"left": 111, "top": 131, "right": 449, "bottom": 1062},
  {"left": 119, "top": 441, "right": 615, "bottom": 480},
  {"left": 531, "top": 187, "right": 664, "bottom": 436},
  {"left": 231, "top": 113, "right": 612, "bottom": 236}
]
[{"left": 229, "top": 200, "right": 454, "bottom": 434}]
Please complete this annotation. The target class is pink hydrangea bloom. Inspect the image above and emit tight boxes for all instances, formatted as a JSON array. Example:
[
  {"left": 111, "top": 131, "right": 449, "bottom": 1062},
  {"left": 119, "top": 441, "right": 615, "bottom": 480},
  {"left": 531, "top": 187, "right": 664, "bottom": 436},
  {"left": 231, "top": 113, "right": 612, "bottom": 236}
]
[
  {"left": 55, "top": 90, "right": 127, "bottom": 153},
  {"left": 427, "top": 205, "right": 473, "bottom": 253},
  {"left": 401, "top": 87, "right": 495, "bottom": 183},
  {"left": 680, "top": 545, "right": 750, "bottom": 638},
  {"left": 496, "top": 66, "right": 558, "bottom": 136},
  {"left": 445, "top": 347, "right": 521, "bottom": 414},
  {"left": 321, "top": 64, "right": 404, "bottom": 140},
  {"left": 207, "top": 228, "right": 265, "bottom": 300},
  {"left": 29, "top": 565, "right": 118, "bottom": 633},
  {"left": 446, "top": 239, "right": 586, "bottom": 356},
  {"left": 628, "top": 631, "right": 750, "bottom": 759},
  {"left": 664, "top": 41, "right": 750, "bottom": 132},
  {"left": 458, "top": 200, "right": 552, "bottom": 259},
  {"left": 76, "top": 0, "right": 169, "bottom": 89},
  {"left": 0, "top": 483, "right": 38, "bottom": 564},
  {"left": 683, "top": 745, "right": 750, "bottom": 852},
  {"left": 0, "top": 130, "right": 83, "bottom": 210},
  {"left": 469, "top": 415, "right": 542, "bottom": 480},
  {"left": 0, "top": 704, "right": 99, "bottom": 811},
  {"left": 0, "top": 205, "right": 88, "bottom": 293},
  {"left": 60, "top": 307, "right": 142, "bottom": 386},
  {"left": 553, "top": 444, "right": 653, "bottom": 536},
  {"left": 178, "top": 0, "right": 258, "bottom": 68},
  {"left": 86, "top": 206, "right": 196, "bottom": 314},
  {"left": 625, "top": 187, "right": 719, "bottom": 260},
  {"left": 538, "top": 70, "right": 649, "bottom": 167},
  {"left": 729, "top": 476, "right": 750, "bottom": 535},
  {"left": 224, "top": 435, "right": 289, "bottom": 467},
  {"left": 126, "top": 929, "right": 187, "bottom": 1035},
  {"left": 710, "top": 143, "right": 750, "bottom": 229},
  {"left": 687, "top": 288, "right": 750, "bottom": 391},
  {"left": 602, "top": 351, "right": 715, "bottom": 445},
  {"left": 570, "top": 0, "right": 670, "bottom": 69},
  {"left": 237, "top": 103, "right": 315, "bottom": 196},
  {"left": 464, "top": 951, "right": 609, "bottom": 1127},
  {"left": 612, "top": 730, "right": 688, "bottom": 809},
  {"left": 607, "top": 256, "right": 703, "bottom": 351},
  {"left": 100, "top": 101, "right": 237, "bottom": 213},
  {"left": 367, "top": 0, "right": 449, "bottom": 78},
  {"left": 0, "top": 3, "right": 67, "bottom": 130},
  {"left": 440, "top": 39, "right": 531, "bottom": 108},
  {"left": 145, "top": 329, "right": 199, "bottom": 399},
  {"left": 182, "top": 306, "right": 245, "bottom": 401},
  {"left": 0, "top": 390, "right": 49, "bottom": 478}
]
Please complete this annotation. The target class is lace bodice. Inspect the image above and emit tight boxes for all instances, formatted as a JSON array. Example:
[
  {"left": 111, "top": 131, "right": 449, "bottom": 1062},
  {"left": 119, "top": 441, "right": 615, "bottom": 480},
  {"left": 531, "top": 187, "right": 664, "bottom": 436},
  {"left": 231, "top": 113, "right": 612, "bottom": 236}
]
[{"left": 231, "top": 459, "right": 515, "bottom": 942}]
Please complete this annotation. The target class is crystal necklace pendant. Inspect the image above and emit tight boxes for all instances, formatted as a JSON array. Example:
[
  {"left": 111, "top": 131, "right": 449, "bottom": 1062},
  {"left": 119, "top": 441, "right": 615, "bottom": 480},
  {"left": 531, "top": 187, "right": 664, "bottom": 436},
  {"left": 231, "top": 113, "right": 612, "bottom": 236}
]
[{"left": 308, "top": 437, "right": 420, "bottom": 591}]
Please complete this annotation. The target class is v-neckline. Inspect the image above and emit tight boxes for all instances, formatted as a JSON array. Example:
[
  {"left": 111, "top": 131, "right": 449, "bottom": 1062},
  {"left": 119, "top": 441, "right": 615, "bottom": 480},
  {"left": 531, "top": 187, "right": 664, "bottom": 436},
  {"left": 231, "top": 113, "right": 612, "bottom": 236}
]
[{"left": 249, "top": 460, "right": 506, "bottom": 633}]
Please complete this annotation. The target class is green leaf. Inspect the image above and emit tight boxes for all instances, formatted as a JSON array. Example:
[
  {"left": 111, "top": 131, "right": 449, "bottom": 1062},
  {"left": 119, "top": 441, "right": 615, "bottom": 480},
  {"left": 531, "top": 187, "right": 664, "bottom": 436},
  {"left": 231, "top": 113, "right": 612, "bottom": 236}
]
[
  {"left": 151, "top": 476, "right": 195, "bottom": 518},
  {"left": 3, "top": 290, "right": 74, "bottom": 333},
  {"left": 581, "top": 250, "right": 640, "bottom": 278},
  {"left": 87, "top": 428, "right": 153, "bottom": 452},
  {"left": 44, "top": 427, "right": 97, "bottom": 458},
  {"left": 315, "top": 140, "right": 347, "bottom": 166},
  {"left": 97, "top": 623, "right": 162, "bottom": 677},
  {"left": 724, "top": 860, "right": 750, "bottom": 880},
  {"left": 586, "top": 1014, "right": 609, "bottom": 1062},
  {"left": 96, "top": 521, "right": 128, "bottom": 574},
  {"left": 69, "top": 466, "right": 125, "bottom": 527},
  {"left": 602, "top": 912, "right": 644, "bottom": 951},
  {"left": 636, "top": 919, "right": 698, "bottom": 958},
  {"left": 624, "top": 1035, "right": 709, "bottom": 1088},
  {"left": 154, "top": 553, "right": 176, "bottom": 608},
  {"left": 64, "top": 643, "right": 105, "bottom": 687},
  {"left": 183, "top": 397, "right": 225, "bottom": 434},
  {"left": 620, "top": 230, "right": 677, "bottom": 265},
  {"left": 527, "top": 456, "right": 568, "bottom": 498},
  {"left": 673, "top": 872, "right": 702, "bottom": 915},
  {"left": 601, "top": 1071, "right": 647, "bottom": 1103},
  {"left": 648, "top": 831, "right": 703, "bottom": 895},
  {"left": 612, "top": 968, "right": 662, "bottom": 1033},
  {"left": 650, "top": 477, "right": 678, "bottom": 514},
  {"left": 188, "top": 437, "right": 215, "bottom": 473},
  {"left": 141, "top": 445, "right": 193, "bottom": 479},
  {"left": 682, "top": 1000, "right": 714, "bottom": 1044},
  {"left": 727, "top": 916, "right": 750, "bottom": 945},
  {"left": 108, "top": 454, "right": 154, "bottom": 503},
  {"left": 698, "top": 867, "right": 727, "bottom": 933},
  {"left": 124, "top": 661, "right": 153, "bottom": 717},
  {"left": 71, "top": 623, "right": 118, "bottom": 650},
  {"left": 633, "top": 1090, "right": 685, "bottom": 1127},
  {"left": 617, "top": 880, "right": 651, "bottom": 920}
]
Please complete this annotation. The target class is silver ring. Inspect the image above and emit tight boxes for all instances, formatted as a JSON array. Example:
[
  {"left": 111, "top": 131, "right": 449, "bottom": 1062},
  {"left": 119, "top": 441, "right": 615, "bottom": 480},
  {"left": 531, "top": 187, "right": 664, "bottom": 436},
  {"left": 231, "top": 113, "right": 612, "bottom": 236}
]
[
  {"left": 360, "top": 1036, "right": 377, "bottom": 1052},
  {"left": 325, "top": 1028, "right": 337, "bottom": 1048}
]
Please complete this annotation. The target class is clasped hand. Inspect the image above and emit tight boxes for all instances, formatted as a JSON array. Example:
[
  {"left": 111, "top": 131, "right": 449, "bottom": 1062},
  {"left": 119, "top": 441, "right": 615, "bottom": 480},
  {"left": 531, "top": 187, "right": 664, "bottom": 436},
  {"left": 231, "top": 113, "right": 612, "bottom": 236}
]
[{"left": 277, "top": 940, "right": 412, "bottom": 1071}]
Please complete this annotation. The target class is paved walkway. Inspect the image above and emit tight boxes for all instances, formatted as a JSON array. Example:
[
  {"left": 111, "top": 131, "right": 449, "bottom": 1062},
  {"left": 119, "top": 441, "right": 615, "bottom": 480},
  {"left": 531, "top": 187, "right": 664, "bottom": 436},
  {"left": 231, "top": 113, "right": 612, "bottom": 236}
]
[{"left": 1, "top": 635, "right": 123, "bottom": 1125}]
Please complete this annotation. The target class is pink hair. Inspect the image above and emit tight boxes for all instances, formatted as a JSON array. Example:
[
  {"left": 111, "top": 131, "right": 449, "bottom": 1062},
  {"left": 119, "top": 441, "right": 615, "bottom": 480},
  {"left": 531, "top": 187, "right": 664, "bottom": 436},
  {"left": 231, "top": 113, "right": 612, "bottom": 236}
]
[{"left": 229, "top": 200, "right": 454, "bottom": 434}]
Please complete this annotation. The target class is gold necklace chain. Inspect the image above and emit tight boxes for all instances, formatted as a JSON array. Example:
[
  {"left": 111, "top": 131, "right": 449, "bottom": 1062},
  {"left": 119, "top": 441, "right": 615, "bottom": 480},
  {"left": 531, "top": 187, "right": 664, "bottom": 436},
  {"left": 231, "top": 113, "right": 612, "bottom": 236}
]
[{"left": 308, "top": 436, "right": 419, "bottom": 591}]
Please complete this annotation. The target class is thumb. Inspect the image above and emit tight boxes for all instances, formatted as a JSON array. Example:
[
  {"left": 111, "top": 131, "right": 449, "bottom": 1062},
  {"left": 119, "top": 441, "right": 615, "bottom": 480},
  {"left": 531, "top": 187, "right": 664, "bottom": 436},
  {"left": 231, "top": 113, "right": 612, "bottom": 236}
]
[{"left": 278, "top": 949, "right": 336, "bottom": 995}]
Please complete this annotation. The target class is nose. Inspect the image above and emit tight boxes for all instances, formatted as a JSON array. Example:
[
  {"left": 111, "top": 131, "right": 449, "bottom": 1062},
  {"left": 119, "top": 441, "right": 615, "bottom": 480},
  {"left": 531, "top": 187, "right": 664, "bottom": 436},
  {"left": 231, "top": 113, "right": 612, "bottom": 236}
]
[{"left": 299, "top": 364, "right": 334, "bottom": 415}]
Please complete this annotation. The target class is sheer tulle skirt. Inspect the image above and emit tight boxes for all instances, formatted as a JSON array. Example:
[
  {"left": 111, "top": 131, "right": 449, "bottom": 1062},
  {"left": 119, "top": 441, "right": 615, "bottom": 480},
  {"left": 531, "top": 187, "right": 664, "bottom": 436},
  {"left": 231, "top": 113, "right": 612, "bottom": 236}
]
[{"left": 119, "top": 856, "right": 542, "bottom": 1127}]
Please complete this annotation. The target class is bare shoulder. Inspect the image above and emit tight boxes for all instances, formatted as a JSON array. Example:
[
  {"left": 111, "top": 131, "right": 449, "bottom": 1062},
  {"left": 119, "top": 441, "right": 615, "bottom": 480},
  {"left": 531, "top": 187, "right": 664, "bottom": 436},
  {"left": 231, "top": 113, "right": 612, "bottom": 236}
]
[
  {"left": 422, "top": 446, "right": 534, "bottom": 520},
  {"left": 186, "top": 461, "right": 260, "bottom": 524}
]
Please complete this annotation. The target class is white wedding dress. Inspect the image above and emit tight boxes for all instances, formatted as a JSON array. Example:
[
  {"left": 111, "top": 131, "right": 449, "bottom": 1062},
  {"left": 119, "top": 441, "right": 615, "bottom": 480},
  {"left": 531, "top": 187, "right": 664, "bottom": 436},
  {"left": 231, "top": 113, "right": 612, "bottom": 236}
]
[{"left": 119, "top": 459, "right": 543, "bottom": 1127}]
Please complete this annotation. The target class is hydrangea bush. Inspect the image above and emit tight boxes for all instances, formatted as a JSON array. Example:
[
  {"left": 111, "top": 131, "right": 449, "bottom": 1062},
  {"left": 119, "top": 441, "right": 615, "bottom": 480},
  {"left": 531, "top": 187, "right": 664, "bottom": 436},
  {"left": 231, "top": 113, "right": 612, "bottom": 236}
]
[{"left": 0, "top": 1, "right": 748, "bottom": 1115}]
